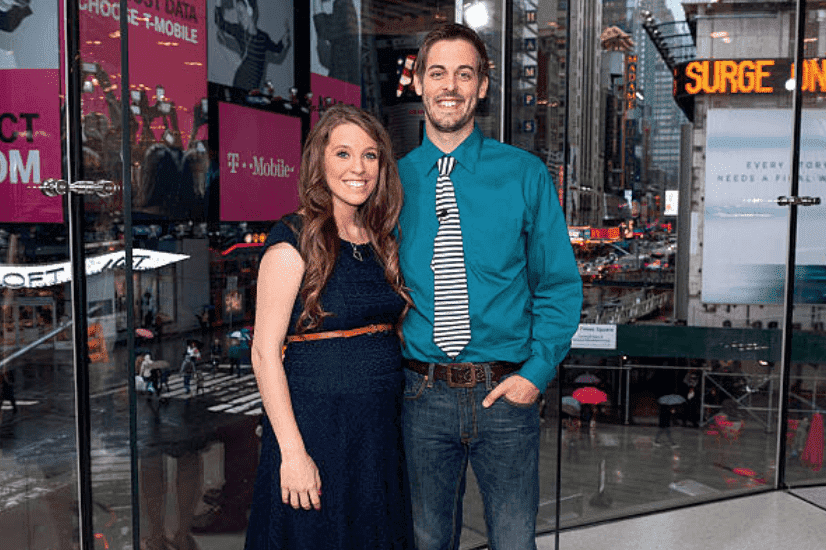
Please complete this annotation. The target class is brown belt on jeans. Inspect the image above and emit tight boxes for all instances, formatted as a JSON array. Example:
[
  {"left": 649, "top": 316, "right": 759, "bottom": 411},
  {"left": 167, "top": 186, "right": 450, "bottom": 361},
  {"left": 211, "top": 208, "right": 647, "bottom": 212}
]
[{"left": 405, "top": 359, "right": 521, "bottom": 388}]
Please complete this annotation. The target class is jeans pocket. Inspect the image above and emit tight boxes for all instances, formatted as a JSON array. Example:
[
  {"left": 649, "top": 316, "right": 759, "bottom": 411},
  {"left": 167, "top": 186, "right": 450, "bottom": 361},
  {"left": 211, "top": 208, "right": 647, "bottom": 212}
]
[
  {"left": 502, "top": 394, "right": 540, "bottom": 409},
  {"left": 403, "top": 368, "right": 428, "bottom": 400},
  {"left": 494, "top": 372, "right": 540, "bottom": 409}
]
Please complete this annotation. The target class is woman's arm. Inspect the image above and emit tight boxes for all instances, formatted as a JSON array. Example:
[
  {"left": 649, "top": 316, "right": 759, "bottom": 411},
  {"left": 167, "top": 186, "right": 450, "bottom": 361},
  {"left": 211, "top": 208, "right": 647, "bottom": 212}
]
[{"left": 252, "top": 242, "right": 321, "bottom": 511}]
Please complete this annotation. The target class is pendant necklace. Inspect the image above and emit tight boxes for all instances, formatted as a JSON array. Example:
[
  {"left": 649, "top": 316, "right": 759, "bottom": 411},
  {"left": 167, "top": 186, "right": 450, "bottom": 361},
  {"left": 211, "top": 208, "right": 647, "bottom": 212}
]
[
  {"left": 350, "top": 242, "right": 364, "bottom": 262},
  {"left": 341, "top": 227, "right": 365, "bottom": 261}
]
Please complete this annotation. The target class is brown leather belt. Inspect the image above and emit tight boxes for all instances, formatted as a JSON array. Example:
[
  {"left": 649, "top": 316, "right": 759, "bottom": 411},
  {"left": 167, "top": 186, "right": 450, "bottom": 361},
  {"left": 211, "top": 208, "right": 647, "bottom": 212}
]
[
  {"left": 285, "top": 323, "right": 394, "bottom": 343},
  {"left": 405, "top": 359, "right": 521, "bottom": 388}
]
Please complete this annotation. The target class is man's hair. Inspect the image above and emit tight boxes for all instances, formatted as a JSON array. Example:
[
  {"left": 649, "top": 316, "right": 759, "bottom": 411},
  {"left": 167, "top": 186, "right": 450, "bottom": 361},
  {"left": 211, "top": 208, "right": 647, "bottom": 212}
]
[{"left": 414, "top": 23, "right": 490, "bottom": 82}]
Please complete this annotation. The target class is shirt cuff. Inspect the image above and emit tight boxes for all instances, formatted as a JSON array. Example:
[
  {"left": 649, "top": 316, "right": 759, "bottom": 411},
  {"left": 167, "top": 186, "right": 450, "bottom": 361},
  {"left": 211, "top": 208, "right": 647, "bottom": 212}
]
[{"left": 517, "top": 355, "right": 557, "bottom": 391}]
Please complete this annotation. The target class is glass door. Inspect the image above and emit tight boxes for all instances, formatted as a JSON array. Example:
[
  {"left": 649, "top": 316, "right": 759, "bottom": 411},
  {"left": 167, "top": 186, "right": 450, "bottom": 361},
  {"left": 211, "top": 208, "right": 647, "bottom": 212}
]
[
  {"left": 784, "top": 1, "right": 826, "bottom": 497},
  {"left": 0, "top": 0, "right": 133, "bottom": 549}
]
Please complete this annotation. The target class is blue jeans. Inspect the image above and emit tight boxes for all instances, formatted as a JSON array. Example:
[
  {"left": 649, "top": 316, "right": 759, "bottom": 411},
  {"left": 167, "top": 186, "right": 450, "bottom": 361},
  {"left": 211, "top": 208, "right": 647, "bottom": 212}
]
[{"left": 402, "top": 364, "right": 540, "bottom": 550}]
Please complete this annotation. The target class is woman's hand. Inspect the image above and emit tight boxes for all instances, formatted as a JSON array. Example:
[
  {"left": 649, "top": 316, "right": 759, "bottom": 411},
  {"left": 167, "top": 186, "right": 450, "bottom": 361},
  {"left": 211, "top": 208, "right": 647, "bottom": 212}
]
[{"left": 280, "top": 451, "right": 322, "bottom": 511}]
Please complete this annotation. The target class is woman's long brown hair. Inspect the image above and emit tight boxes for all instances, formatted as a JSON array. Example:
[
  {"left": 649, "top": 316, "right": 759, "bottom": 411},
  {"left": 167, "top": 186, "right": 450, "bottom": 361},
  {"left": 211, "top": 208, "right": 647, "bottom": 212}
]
[{"left": 294, "top": 104, "right": 412, "bottom": 332}]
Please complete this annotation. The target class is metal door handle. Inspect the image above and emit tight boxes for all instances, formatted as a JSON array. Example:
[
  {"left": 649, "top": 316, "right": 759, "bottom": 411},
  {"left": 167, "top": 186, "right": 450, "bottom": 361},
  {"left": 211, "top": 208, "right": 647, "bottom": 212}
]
[
  {"left": 776, "top": 196, "right": 821, "bottom": 207},
  {"left": 38, "top": 178, "right": 120, "bottom": 197}
]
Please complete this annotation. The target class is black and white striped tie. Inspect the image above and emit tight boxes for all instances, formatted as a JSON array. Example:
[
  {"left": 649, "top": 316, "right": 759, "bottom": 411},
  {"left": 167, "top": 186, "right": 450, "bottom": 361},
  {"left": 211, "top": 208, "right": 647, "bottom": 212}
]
[{"left": 432, "top": 155, "right": 470, "bottom": 358}]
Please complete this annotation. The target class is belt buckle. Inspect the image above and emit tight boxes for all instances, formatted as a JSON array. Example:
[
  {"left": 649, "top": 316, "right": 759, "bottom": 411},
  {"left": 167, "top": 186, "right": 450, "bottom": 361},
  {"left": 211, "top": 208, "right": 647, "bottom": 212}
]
[{"left": 446, "top": 363, "right": 477, "bottom": 388}]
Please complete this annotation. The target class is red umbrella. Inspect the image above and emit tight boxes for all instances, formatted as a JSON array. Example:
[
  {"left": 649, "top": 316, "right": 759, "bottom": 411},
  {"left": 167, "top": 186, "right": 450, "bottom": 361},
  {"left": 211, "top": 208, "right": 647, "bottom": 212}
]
[
  {"left": 572, "top": 387, "right": 608, "bottom": 405},
  {"left": 136, "top": 328, "right": 154, "bottom": 339}
]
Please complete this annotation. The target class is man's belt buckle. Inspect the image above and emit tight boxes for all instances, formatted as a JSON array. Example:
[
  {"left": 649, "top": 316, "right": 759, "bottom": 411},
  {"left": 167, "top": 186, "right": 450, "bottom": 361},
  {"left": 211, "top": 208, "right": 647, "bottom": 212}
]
[{"left": 446, "top": 363, "right": 478, "bottom": 388}]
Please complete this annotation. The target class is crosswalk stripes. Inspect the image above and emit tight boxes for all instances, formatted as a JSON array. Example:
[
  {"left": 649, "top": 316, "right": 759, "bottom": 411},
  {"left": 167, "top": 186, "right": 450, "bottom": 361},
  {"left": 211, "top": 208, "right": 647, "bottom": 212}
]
[{"left": 147, "top": 369, "right": 264, "bottom": 416}]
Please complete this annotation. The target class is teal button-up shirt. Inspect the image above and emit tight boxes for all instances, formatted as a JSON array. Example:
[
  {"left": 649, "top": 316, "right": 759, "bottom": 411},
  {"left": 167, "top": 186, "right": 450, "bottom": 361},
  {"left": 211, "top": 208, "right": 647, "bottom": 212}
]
[{"left": 398, "top": 126, "right": 583, "bottom": 390}]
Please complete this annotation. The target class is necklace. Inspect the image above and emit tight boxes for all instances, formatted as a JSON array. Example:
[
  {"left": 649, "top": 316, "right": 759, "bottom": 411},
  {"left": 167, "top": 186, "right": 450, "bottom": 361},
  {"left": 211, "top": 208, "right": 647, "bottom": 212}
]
[
  {"left": 339, "top": 225, "right": 367, "bottom": 261},
  {"left": 349, "top": 242, "right": 364, "bottom": 262}
]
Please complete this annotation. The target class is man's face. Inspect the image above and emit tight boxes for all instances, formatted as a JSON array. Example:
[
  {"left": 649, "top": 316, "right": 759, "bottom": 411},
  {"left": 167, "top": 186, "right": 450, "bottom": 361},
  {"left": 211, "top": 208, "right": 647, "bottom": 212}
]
[{"left": 414, "top": 39, "right": 489, "bottom": 136}]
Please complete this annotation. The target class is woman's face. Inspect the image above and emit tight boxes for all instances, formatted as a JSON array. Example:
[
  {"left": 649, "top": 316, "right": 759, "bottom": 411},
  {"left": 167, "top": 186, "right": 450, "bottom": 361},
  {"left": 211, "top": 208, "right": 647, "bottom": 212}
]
[{"left": 324, "top": 122, "right": 379, "bottom": 215}]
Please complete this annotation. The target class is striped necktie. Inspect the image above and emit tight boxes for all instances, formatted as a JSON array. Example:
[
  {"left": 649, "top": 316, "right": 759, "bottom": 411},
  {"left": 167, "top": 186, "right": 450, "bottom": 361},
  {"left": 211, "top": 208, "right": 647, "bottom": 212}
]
[{"left": 432, "top": 155, "right": 471, "bottom": 358}]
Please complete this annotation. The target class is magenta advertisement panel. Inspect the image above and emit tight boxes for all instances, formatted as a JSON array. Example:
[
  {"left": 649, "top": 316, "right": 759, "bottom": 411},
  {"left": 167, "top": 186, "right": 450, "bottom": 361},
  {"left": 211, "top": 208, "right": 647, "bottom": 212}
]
[
  {"left": 0, "top": 69, "right": 63, "bottom": 223},
  {"left": 310, "top": 73, "right": 361, "bottom": 128},
  {"left": 219, "top": 102, "right": 300, "bottom": 221},
  {"left": 78, "top": 0, "right": 209, "bottom": 218},
  {"left": 1, "top": 0, "right": 62, "bottom": 223}
]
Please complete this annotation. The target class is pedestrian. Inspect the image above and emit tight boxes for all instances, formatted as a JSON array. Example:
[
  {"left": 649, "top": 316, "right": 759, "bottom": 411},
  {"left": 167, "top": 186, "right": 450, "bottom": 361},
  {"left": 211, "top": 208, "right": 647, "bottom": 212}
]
[
  {"left": 244, "top": 103, "right": 413, "bottom": 549},
  {"left": 1, "top": 368, "right": 17, "bottom": 415},
  {"left": 654, "top": 405, "right": 679, "bottom": 448},
  {"left": 397, "top": 23, "right": 582, "bottom": 549},
  {"left": 682, "top": 368, "right": 701, "bottom": 427},
  {"left": 142, "top": 290, "right": 154, "bottom": 328},
  {"left": 180, "top": 340, "right": 201, "bottom": 395}
]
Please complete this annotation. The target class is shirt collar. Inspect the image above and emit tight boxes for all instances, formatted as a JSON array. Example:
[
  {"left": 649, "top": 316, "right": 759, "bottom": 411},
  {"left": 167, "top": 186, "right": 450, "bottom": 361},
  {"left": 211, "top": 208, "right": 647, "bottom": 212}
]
[{"left": 420, "top": 124, "right": 483, "bottom": 176}]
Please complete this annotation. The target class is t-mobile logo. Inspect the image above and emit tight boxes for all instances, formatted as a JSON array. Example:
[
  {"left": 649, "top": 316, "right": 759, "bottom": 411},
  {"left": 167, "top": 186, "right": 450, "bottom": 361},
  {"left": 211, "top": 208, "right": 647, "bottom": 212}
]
[{"left": 226, "top": 152, "right": 240, "bottom": 173}]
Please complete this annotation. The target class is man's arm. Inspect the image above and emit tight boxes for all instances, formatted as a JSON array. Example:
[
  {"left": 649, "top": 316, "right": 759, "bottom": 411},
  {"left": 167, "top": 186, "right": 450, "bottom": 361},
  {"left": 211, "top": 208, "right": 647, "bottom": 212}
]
[
  {"left": 483, "top": 164, "right": 582, "bottom": 407},
  {"left": 522, "top": 166, "right": 582, "bottom": 389}
]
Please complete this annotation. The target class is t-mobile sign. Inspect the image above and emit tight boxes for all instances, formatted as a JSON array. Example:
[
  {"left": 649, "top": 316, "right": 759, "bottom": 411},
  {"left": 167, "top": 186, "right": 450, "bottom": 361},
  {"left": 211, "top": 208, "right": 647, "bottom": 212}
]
[{"left": 219, "top": 103, "right": 301, "bottom": 221}]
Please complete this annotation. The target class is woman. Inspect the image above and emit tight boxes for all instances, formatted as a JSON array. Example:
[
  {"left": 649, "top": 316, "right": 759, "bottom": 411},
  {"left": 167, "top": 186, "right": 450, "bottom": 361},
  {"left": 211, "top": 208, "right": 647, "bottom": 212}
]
[{"left": 244, "top": 104, "right": 413, "bottom": 549}]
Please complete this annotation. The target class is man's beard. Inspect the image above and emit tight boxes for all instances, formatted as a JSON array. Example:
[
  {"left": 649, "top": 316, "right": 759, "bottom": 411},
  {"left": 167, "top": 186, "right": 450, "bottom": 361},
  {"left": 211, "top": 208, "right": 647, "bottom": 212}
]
[{"left": 426, "top": 95, "right": 478, "bottom": 134}]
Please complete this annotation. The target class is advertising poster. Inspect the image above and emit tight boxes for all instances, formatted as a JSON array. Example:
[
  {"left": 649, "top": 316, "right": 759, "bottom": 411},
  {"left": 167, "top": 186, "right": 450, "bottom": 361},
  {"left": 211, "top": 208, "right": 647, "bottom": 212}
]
[
  {"left": 207, "top": 0, "right": 293, "bottom": 97},
  {"left": 664, "top": 189, "right": 678, "bottom": 216},
  {"left": 310, "top": 0, "right": 360, "bottom": 86},
  {"left": 310, "top": 72, "right": 361, "bottom": 127},
  {"left": 703, "top": 108, "right": 826, "bottom": 304},
  {"left": 219, "top": 102, "right": 300, "bottom": 221},
  {"left": 78, "top": 0, "right": 209, "bottom": 220},
  {"left": 0, "top": 1, "right": 62, "bottom": 223}
]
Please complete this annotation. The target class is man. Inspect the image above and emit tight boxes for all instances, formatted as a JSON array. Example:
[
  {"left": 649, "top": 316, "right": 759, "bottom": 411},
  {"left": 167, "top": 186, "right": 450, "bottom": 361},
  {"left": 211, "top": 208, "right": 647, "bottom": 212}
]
[{"left": 398, "top": 23, "right": 582, "bottom": 549}]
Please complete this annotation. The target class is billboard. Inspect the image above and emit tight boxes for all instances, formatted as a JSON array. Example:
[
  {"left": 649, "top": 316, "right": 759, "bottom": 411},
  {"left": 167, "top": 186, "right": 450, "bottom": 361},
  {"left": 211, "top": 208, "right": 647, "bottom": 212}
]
[
  {"left": 702, "top": 109, "right": 826, "bottom": 304},
  {"left": 0, "top": 1, "right": 63, "bottom": 223},
  {"left": 218, "top": 102, "right": 300, "bottom": 221},
  {"left": 207, "top": 0, "right": 293, "bottom": 97}
]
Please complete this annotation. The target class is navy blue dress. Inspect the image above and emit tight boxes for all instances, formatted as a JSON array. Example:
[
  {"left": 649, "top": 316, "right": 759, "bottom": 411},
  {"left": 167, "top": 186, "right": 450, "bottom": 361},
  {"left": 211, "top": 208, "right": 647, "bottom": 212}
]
[{"left": 244, "top": 215, "right": 411, "bottom": 550}]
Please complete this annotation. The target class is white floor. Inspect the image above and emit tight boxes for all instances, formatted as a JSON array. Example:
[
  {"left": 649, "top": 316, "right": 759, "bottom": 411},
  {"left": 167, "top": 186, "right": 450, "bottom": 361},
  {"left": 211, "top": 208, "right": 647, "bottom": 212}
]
[
  {"left": 191, "top": 489, "right": 826, "bottom": 549},
  {"left": 539, "top": 490, "right": 826, "bottom": 550}
]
